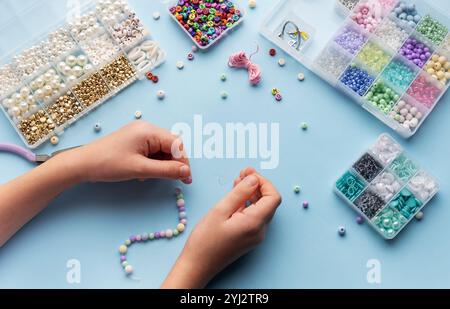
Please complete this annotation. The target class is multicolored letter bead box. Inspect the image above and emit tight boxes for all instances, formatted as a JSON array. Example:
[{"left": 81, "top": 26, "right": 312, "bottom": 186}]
[
  {"left": 0, "top": 0, "right": 166, "bottom": 149},
  {"left": 168, "top": 0, "right": 244, "bottom": 50},
  {"left": 261, "top": 0, "right": 450, "bottom": 138},
  {"left": 335, "top": 134, "right": 439, "bottom": 239}
]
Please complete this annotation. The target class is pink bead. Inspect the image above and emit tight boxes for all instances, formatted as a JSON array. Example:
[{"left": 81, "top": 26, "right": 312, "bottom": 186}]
[
  {"left": 160, "top": 231, "right": 166, "bottom": 238},
  {"left": 177, "top": 199, "right": 185, "bottom": 207},
  {"left": 181, "top": 219, "right": 187, "bottom": 225}
]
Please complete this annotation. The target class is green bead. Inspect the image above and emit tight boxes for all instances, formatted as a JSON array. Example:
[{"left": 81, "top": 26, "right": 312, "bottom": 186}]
[
  {"left": 149, "top": 233, "right": 155, "bottom": 240},
  {"left": 124, "top": 239, "right": 131, "bottom": 246},
  {"left": 294, "top": 186, "right": 301, "bottom": 194}
]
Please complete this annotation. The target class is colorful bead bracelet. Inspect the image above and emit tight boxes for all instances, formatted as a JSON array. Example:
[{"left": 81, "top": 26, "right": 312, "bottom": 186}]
[{"left": 117, "top": 188, "right": 188, "bottom": 277}]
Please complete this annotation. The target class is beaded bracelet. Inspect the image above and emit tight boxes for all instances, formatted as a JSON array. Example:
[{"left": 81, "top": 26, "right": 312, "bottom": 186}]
[{"left": 117, "top": 188, "right": 188, "bottom": 277}]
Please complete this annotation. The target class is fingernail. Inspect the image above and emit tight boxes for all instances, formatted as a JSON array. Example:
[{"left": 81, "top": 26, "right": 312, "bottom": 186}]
[
  {"left": 179, "top": 165, "right": 191, "bottom": 178},
  {"left": 243, "top": 175, "right": 258, "bottom": 186},
  {"left": 183, "top": 176, "right": 193, "bottom": 185}
]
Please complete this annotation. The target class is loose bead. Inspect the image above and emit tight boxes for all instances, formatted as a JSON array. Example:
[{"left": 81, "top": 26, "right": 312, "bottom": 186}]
[
  {"left": 338, "top": 225, "right": 346, "bottom": 236},
  {"left": 187, "top": 53, "right": 195, "bottom": 61},
  {"left": 415, "top": 211, "right": 424, "bottom": 221},
  {"left": 94, "top": 123, "right": 102, "bottom": 132},
  {"left": 297, "top": 73, "right": 305, "bottom": 81},
  {"left": 302, "top": 201, "right": 309, "bottom": 209},
  {"left": 248, "top": 0, "right": 257, "bottom": 9},
  {"left": 157, "top": 90, "right": 166, "bottom": 100},
  {"left": 269, "top": 48, "right": 276, "bottom": 57},
  {"left": 220, "top": 91, "right": 228, "bottom": 99},
  {"left": 220, "top": 74, "right": 227, "bottom": 81},
  {"left": 134, "top": 111, "right": 142, "bottom": 119},
  {"left": 356, "top": 216, "right": 365, "bottom": 224},
  {"left": 153, "top": 11, "right": 161, "bottom": 20},
  {"left": 301, "top": 122, "right": 308, "bottom": 130},
  {"left": 275, "top": 93, "right": 282, "bottom": 102},
  {"left": 176, "top": 61, "right": 185, "bottom": 69},
  {"left": 50, "top": 136, "right": 59, "bottom": 145},
  {"left": 278, "top": 58, "right": 286, "bottom": 67},
  {"left": 294, "top": 186, "right": 301, "bottom": 194}
]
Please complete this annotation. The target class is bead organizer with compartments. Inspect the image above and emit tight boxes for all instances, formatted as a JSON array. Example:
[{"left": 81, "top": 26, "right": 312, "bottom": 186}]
[
  {"left": 335, "top": 134, "right": 439, "bottom": 239},
  {"left": 0, "top": 0, "right": 166, "bottom": 149},
  {"left": 260, "top": 0, "right": 450, "bottom": 138}
]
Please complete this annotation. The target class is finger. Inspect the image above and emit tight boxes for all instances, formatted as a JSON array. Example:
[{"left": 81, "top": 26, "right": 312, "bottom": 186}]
[
  {"left": 148, "top": 128, "right": 191, "bottom": 168},
  {"left": 235, "top": 173, "right": 262, "bottom": 204},
  {"left": 216, "top": 175, "right": 259, "bottom": 218},
  {"left": 244, "top": 174, "right": 282, "bottom": 222},
  {"left": 134, "top": 157, "right": 191, "bottom": 181},
  {"left": 240, "top": 167, "right": 257, "bottom": 179}
]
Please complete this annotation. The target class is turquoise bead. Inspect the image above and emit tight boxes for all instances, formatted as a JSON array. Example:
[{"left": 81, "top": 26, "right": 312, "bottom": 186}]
[{"left": 336, "top": 171, "right": 366, "bottom": 201}]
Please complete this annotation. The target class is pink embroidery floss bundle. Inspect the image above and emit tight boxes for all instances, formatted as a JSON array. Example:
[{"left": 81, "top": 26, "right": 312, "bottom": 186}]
[{"left": 228, "top": 46, "right": 262, "bottom": 86}]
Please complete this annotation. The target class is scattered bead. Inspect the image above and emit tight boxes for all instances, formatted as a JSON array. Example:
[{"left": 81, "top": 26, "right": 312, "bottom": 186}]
[
  {"left": 220, "top": 74, "right": 227, "bottom": 81},
  {"left": 50, "top": 136, "right": 59, "bottom": 145},
  {"left": 275, "top": 93, "right": 283, "bottom": 102},
  {"left": 157, "top": 90, "right": 166, "bottom": 100},
  {"left": 176, "top": 61, "right": 185, "bottom": 70},
  {"left": 400, "top": 37, "right": 432, "bottom": 69},
  {"left": 302, "top": 201, "right": 309, "bottom": 209},
  {"left": 169, "top": 0, "right": 243, "bottom": 48},
  {"left": 415, "top": 211, "right": 424, "bottom": 221},
  {"left": 294, "top": 186, "right": 301, "bottom": 194},
  {"left": 153, "top": 11, "right": 161, "bottom": 20},
  {"left": 152, "top": 75, "right": 159, "bottom": 83},
  {"left": 94, "top": 123, "right": 102, "bottom": 132},
  {"left": 146, "top": 72, "right": 154, "bottom": 80},
  {"left": 248, "top": 0, "right": 257, "bottom": 9},
  {"left": 220, "top": 91, "right": 228, "bottom": 99},
  {"left": 338, "top": 225, "right": 346, "bottom": 236},
  {"left": 356, "top": 216, "right": 365, "bottom": 225},
  {"left": 134, "top": 111, "right": 142, "bottom": 119},
  {"left": 301, "top": 122, "right": 308, "bottom": 130},
  {"left": 187, "top": 53, "right": 195, "bottom": 61},
  {"left": 297, "top": 73, "right": 305, "bottom": 81},
  {"left": 192, "top": 45, "right": 198, "bottom": 53},
  {"left": 278, "top": 58, "right": 286, "bottom": 67},
  {"left": 271, "top": 88, "right": 280, "bottom": 95},
  {"left": 269, "top": 48, "right": 277, "bottom": 57}
]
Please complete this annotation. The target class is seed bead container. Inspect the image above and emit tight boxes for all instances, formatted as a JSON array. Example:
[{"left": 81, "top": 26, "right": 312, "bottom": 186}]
[
  {"left": 260, "top": 0, "right": 450, "bottom": 138},
  {"left": 335, "top": 134, "right": 439, "bottom": 239},
  {"left": 168, "top": 0, "right": 245, "bottom": 51},
  {"left": 0, "top": 0, "right": 166, "bottom": 149}
]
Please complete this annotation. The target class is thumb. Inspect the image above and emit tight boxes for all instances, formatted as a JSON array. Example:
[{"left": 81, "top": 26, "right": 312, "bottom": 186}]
[
  {"left": 136, "top": 158, "right": 191, "bottom": 181},
  {"left": 216, "top": 175, "right": 259, "bottom": 218}
]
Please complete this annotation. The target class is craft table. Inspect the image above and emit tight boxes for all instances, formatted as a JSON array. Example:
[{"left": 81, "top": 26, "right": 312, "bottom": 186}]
[{"left": 0, "top": 0, "right": 449, "bottom": 288}]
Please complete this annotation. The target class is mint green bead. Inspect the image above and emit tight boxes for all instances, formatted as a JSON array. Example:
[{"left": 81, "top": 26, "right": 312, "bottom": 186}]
[
  {"left": 124, "top": 239, "right": 131, "bottom": 246},
  {"left": 149, "top": 233, "right": 155, "bottom": 240},
  {"left": 122, "top": 261, "right": 129, "bottom": 268},
  {"left": 173, "top": 229, "right": 179, "bottom": 236}
]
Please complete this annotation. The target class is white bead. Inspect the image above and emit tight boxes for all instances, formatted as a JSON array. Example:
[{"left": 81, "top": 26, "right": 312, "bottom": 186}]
[
  {"left": 77, "top": 55, "right": 88, "bottom": 67},
  {"left": 124, "top": 265, "right": 133, "bottom": 275},
  {"left": 153, "top": 11, "right": 161, "bottom": 20},
  {"left": 278, "top": 58, "right": 286, "bottom": 66},
  {"left": 176, "top": 61, "right": 184, "bottom": 69},
  {"left": 66, "top": 55, "right": 77, "bottom": 67},
  {"left": 248, "top": 0, "right": 257, "bottom": 9},
  {"left": 134, "top": 111, "right": 142, "bottom": 119},
  {"left": 157, "top": 90, "right": 165, "bottom": 100}
]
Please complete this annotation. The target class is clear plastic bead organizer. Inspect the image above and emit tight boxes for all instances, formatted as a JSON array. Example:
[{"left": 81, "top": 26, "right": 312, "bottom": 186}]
[
  {"left": 334, "top": 133, "right": 439, "bottom": 240},
  {"left": 260, "top": 0, "right": 450, "bottom": 139},
  {"left": 0, "top": 0, "right": 166, "bottom": 149}
]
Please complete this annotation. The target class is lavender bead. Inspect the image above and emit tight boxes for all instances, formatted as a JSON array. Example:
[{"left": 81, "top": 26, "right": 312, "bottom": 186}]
[{"left": 334, "top": 26, "right": 367, "bottom": 55}]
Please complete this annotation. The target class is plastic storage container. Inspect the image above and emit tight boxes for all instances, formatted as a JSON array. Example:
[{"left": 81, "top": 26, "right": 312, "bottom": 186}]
[
  {"left": 0, "top": 0, "right": 166, "bottom": 149},
  {"left": 335, "top": 133, "right": 439, "bottom": 239},
  {"left": 167, "top": 0, "right": 245, "bottom": 50},
  {"left": 260, "top": 0, "right": 450, "bottom": 138}
]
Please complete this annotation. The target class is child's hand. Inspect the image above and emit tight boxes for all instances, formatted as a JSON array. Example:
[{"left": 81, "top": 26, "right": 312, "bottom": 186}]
[
  {"left": 162, "top": 167, "right": 282, "bottom": 289},
  {"left": 64, "top": 121, "right": 192, "bottom": 184}
]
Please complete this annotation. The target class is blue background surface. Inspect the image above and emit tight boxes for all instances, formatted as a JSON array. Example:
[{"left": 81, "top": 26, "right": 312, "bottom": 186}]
[{"left": 0, "top": 0, "right": 449, "bottom": 288}]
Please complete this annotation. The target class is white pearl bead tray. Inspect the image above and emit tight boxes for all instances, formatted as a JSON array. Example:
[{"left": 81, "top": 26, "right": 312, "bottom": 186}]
[
  {"left": 334, "top": 133, "right": 439, "bottom": 239},
  {"left": 260, "top": 0, "right": 450, "bottom": 138},
  {"left": 0, "top": 0, "right": 166, "bottom": 149}
]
